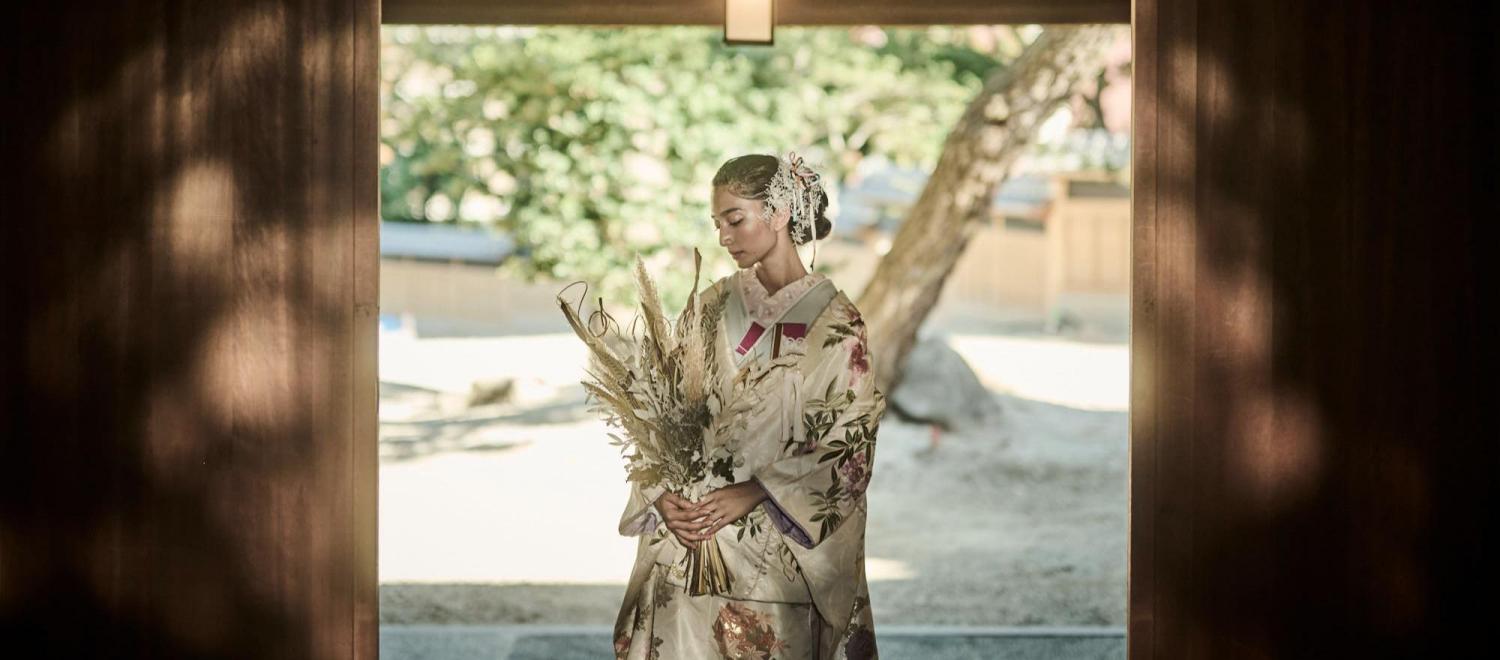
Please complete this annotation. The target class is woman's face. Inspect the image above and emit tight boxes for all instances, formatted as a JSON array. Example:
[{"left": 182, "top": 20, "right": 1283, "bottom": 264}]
[{"left": 711, "top": 185, "right": 788, "bottom": 269}]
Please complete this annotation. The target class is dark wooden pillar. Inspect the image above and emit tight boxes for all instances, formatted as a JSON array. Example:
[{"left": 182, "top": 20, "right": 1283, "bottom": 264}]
[
  {"left": 1131, "top": 0, "right": 1493, "bottom": 656},
  {"left": 1, "top": 1, "right": 379, "bottom": 657}
]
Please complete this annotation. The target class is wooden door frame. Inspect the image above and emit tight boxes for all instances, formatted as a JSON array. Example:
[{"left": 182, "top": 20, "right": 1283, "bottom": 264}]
[{"left": 361, "top": 0, "right": 1140, "bottom": 655}]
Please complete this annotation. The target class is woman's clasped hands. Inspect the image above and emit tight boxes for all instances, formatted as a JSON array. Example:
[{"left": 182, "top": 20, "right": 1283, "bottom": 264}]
[{"left": 654, "top": 481, "right": 769, "bottom": 550}]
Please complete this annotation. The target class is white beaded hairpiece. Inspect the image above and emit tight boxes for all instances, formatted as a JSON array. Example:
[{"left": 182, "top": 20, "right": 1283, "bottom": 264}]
[{"left": 760, "top": 151, "right": 832, "bottom": 270}]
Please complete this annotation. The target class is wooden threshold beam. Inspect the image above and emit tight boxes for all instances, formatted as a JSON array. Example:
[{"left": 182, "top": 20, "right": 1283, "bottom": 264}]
[{"left": 382, "top": 0, "right": 1130, "bottom": 26}]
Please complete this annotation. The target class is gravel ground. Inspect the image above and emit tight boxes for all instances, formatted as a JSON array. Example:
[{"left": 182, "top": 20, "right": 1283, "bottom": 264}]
[{"left": 377, "top": 328, "right": 1127, "bottom": 627}]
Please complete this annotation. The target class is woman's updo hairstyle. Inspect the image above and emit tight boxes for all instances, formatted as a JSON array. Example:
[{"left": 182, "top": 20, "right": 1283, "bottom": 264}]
[{"left": 712, "top": 154, "right": 832, "bottom": 245}]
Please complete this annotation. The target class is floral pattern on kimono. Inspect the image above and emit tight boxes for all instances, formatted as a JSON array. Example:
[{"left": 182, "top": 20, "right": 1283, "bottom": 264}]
[
  {"left": 754, "top": 294, "right": 883, "bottom": 547},
  {"left": 714, "top": 601, "right": 790, "bottom": 658},
  {"left": 612, "top": 268, "right": 886, "bottom": 660}
]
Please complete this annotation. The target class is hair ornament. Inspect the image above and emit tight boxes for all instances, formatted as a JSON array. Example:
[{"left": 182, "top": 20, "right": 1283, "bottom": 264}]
[{"left": 762, "top": 150, "right": 832, "bottom": 269}]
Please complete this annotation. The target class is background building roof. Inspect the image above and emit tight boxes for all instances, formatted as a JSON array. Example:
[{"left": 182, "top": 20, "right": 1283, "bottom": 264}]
[{"left": 380, "top": 220, "right": 516, "bottom": 265}]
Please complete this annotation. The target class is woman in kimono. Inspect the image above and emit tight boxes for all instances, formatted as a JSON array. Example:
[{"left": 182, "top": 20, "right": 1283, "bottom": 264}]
[{"left": 613, "top": 152, "right": 886, "bottom": 660}]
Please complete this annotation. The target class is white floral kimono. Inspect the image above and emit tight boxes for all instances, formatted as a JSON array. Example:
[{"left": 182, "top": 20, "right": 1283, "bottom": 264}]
[{"left": 613, "top": 267, "right": 886, "bottom": 660}]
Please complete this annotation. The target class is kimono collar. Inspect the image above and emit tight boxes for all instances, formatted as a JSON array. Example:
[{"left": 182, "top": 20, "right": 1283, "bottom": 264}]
[{"left": 738, "top": 267, "right": 828, "bottom": 328}]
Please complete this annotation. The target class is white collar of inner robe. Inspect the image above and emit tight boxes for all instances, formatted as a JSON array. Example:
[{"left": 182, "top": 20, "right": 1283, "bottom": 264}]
[{"left": 738, "top": 267, "right": 828, "bottom": 328}]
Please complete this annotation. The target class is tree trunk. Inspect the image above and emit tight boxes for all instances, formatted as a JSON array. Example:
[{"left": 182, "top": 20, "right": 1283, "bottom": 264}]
[{"left": 857, "top": 26, "right": 1116, "bottom": 394}]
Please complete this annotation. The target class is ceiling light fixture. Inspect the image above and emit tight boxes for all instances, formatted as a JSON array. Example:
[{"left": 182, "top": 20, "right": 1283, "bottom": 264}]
[{"left": 724, "top": 0, "right": 775, "bottom": 46}]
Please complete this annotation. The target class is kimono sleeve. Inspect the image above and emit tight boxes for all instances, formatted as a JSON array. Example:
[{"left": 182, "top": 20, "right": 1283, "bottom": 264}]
[
  {"left": 752, "top": 305, "right": 885, "bottom": 549},
  {"left": 618, "top": 480, "right": 668, "bottom": 537}
]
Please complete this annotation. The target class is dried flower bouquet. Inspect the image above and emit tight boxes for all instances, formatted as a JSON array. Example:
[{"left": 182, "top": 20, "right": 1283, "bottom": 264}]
[{"left": 557, "top": 248, "right": 744, "bottom": 596}]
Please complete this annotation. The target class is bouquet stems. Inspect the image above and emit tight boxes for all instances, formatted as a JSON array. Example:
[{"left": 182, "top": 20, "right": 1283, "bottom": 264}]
[{"left": 686, "top": 532, "right": 734, "bottom": 596}]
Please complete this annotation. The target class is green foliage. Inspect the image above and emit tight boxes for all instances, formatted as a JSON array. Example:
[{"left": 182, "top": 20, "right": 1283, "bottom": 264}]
[{"left": 380, "top": 25, "right": 1020, "bottom": 308}]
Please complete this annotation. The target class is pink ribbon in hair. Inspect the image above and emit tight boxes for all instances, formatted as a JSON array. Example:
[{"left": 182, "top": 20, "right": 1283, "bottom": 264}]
[{"left": 785, "top": 151, "right": 820, "bottom": 188}]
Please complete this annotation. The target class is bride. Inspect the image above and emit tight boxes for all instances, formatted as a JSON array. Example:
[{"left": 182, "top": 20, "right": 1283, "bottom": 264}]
[{"left": 613, "top": 152, "right": 886, "bottom": 660}]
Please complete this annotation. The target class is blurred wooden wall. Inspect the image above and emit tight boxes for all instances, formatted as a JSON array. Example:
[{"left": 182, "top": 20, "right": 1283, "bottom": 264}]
[
  {"left": 1, "top": 2, "right": 379, "bottom": 657},
  {"left": 1131, "top": 0, "right": 1492, "bottom": 656}
]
